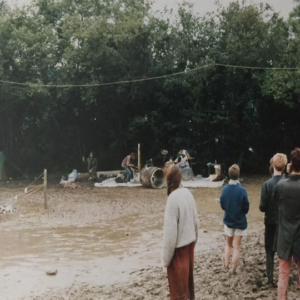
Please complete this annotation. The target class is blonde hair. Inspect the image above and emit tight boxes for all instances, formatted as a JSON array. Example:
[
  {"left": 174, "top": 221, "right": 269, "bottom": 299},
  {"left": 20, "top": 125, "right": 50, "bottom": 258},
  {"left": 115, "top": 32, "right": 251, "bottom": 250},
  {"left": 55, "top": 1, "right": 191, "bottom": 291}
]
[
  {"left": 164, "top": 164, "right": 182, "bottom": 196},
  {"left": 272, "top": 153, "right": 287, "bottom": 172},
  {"left": 228, "top": 164, "right": 240, "bottom": 180}
]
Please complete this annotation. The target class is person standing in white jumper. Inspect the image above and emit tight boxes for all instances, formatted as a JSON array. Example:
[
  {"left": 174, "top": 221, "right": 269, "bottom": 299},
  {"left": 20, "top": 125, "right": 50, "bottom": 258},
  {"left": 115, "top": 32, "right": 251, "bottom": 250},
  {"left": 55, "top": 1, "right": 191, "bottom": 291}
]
[{"left": 162, "top": 164, "right": 199, "bottom": 300}]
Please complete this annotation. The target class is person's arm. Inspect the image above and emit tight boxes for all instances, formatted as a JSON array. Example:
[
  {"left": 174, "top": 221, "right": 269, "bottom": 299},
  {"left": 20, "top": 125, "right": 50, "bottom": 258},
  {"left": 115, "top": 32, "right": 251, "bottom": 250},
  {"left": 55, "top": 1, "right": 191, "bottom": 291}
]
[
  {"left": 162, "top": 197, "right": 178, "bottom": 267},
  {"left": 259, "top": 183, "right": 268, "bottom": 212},
  {"left": 87, "top": 158, "right": 91, "bottom": 171},
  {"left": 243, "top": 190, "right": 250, "bottom": 214},
  {"left": 220, "top": 189, "right": 225, "bottom": 211}
]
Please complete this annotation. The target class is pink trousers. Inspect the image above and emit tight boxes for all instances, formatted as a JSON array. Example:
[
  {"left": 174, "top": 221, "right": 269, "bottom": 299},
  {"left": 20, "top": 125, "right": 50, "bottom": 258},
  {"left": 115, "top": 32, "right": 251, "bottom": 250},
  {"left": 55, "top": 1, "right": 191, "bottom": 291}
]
[{"left": 278, "top": 255, "right": 300, "bottom": 300}]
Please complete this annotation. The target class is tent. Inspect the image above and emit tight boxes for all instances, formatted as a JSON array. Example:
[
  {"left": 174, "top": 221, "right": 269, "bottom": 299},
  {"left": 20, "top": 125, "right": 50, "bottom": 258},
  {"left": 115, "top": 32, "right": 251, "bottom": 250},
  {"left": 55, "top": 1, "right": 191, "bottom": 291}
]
[{"left": 0, "top": 152, "right": 7, "bottom": 181}]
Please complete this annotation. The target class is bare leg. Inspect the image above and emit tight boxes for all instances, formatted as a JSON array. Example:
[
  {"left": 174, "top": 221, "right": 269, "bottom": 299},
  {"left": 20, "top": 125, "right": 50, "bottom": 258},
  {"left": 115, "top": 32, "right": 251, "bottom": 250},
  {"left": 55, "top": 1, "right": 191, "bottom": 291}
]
[
  {"left": 297, "top": 259, "right": 300, "bottom": 285},
  {"left": 225, "top": 236, "right": 233, "bottom": 269},
  {"left": 278, "top": 256, "right": 292, "bottom": 300},
  {"left": 232, "top": 236, "right": 243, "bottom": 274}
]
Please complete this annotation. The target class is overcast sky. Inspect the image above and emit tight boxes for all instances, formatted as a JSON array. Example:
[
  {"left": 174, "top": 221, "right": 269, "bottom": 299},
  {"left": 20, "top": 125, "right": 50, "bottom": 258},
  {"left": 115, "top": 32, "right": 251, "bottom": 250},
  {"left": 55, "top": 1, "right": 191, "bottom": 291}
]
[
  {"left": 7, "top": 0, "right": 297, "bottom": 19},
  {"left": 152, "top": 0, "right": 296, "bottom": 19}
]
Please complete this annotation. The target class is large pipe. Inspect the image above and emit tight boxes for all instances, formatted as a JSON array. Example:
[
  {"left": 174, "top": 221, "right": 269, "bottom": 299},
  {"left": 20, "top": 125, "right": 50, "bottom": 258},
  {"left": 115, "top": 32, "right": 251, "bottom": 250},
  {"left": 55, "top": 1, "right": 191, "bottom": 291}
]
[{"left": 140, "top": 167, "right": 164, "bottom": 189}]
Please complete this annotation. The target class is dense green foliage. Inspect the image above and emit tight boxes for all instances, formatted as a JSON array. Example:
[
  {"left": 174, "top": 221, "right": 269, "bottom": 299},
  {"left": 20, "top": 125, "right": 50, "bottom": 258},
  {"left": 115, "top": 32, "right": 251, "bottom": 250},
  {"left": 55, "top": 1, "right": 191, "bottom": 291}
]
[{"left": 0, "top": 0, "right": 300, "bottom": 176}]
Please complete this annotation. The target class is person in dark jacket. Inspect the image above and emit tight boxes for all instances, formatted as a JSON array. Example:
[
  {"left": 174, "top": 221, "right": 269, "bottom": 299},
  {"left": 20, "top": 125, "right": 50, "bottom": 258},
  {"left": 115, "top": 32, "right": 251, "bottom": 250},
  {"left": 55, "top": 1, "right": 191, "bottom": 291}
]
[
  {"left": 259, "top": 153, "right": 287, "bottom": 287},
  {"left": 220, "top": 164, "right": 249, "bottom": 274},
  {"left": 87, "top": 152, "right": 98, "bottom": 181},
  {"left": 274, "top": 148, "right": 300, "bottom": 300}
]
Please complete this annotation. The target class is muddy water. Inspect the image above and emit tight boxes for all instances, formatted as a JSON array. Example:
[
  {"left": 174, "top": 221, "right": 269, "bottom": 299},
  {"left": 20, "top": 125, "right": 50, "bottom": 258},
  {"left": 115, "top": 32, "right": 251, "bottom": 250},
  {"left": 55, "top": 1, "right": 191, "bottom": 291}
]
[
  {"left": 0, "top": 226, "right": 156, "bottom": 298},
  {"left": 0, "top": 180, "right": 265, "bottom": 299},
  {"left": 0, "top": 216, "right": 153, "bottom": 262},
  {"left": 0, "top": 222, "right": 221, "bottom": 299}
]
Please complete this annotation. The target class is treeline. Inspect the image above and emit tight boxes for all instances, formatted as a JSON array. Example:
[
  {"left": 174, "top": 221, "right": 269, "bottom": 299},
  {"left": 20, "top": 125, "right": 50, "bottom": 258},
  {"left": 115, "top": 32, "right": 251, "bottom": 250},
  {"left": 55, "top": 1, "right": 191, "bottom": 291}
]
[{"left": 0, "top": 0, "right": 300, "bottom": 176}]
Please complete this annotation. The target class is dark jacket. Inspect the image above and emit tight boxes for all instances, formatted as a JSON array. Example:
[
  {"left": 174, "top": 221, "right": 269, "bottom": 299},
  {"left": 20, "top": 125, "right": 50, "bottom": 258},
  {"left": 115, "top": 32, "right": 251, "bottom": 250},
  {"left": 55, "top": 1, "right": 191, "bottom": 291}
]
[
  {"left": 274, "top": 175, "right": 300, "bottom": 261},
  {"left": 87, "top": 157, "right": 97, "bottom": 171},
  {"left": 259, "top": 175, "right": 282, "bottom": 224},
  {"left": 220, "top": 184, "right": 249, "bottom": 230}
]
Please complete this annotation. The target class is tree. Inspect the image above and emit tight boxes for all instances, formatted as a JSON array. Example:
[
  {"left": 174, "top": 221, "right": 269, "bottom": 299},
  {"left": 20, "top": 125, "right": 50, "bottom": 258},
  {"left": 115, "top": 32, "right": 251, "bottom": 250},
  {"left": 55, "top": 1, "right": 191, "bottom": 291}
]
[{"left": 0, "top": 0, "right": 299, "bottom": 176}]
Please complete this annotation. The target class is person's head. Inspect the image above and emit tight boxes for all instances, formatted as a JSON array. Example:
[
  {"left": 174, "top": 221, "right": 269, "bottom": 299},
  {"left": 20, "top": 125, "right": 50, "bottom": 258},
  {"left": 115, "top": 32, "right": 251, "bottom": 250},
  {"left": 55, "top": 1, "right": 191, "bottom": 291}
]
[
  {"left": 290, "top": 148, "right": 300, "bottom": 173},
  {"left": 228, "top": 164, "right": 240, "bottom": 180},
  {"left": 130, "top": 152, "right": 137, "bottom": 160},
  {"left": 89, "top": 152, "right": 93, "bottom": 158},
  {"left": 272, "top": 153, "right": 287, "bottom": 173},
  {"left": 179, "top": 149, "right": 189, "bottom": 159},
  {"left": 164, "top": 164, "right": 182, "bottom": 196}
]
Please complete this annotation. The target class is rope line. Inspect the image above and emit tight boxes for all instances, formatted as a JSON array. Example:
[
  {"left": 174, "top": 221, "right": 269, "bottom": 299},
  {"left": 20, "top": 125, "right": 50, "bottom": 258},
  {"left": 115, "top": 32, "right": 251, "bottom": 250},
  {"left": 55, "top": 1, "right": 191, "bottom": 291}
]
[
  {"left": 0, "top": 63, "right": 298, "bottom": 88},
  {"left": 22, "top": 185, "right": 44, "bottom": 200},
  {"left": 215, "top": 63, "right": 298, "bottom": 70},
  {"left": 13, "top": 184, "right": 44, "bottom": 200},
  {"left": 0, "top": 172, "right": 44, "bottom": 202},
  {"left": 27, "top": 172, "right": 44, "bottom": 189}
]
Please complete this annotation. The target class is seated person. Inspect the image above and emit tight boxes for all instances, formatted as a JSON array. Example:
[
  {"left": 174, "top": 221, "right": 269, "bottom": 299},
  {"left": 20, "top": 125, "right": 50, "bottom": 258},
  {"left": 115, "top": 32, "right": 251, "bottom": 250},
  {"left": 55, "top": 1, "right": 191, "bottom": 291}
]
[
  {"left": 121, "top": 152, "right": 137, "bottom": 183},
  {"left": 87, "top": 152, "right": 98, "bottom": 180},
  {"left": 174, "top": 150, "right": 190, "bottom": 169}
]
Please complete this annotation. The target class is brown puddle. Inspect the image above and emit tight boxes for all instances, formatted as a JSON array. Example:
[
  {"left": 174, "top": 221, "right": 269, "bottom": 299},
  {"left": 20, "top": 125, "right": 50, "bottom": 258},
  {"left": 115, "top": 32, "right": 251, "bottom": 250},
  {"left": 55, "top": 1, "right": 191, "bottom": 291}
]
[{"left": 0, "top": 214, "right": 162, "bottom": 265}]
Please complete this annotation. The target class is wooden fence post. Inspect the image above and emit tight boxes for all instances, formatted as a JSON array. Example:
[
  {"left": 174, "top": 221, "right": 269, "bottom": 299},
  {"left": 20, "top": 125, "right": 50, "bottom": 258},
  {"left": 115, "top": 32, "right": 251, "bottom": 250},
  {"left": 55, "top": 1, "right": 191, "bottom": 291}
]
[
  {"left": 44, "top": 169, "right": 48, "bottom": 209},
  {"left": 138, "top": 144, "right": 141, "bottom": 172}
]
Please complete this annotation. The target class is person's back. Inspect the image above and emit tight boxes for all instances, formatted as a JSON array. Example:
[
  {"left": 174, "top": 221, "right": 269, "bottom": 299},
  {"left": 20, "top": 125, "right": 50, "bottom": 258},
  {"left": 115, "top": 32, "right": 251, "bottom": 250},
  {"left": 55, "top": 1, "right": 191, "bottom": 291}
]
[
  {"left": 162, "top": 165, "right": 199, "bottom": 300},
  {"left": 275, "top": 148, "right": 300, "bottom": 300},
  {"left": 220, "top": 164, "right": 249, "bottom": 274},
  {"left": 121, "top": 155, "right": 130, "bottom": 168},
  {"left": 259, "top": 153, "right": 287, "bottom": 287},
  {"left": 221, "top": 184, "right": 249, "bottom": 230},
  {"left": 259, "top": 175, "right": 282, "bottom": 223},
  {"left": 163, "top": 187, "right": 198, "bottom": 257},
  {"left": 276, "top": 175, "right": 300, "bottom": 260}
]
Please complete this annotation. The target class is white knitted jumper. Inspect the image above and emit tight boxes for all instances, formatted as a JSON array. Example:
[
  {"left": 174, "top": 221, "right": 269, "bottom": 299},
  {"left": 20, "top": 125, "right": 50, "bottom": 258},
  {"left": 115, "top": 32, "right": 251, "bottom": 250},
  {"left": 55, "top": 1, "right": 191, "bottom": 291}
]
[{"left": 162, "top": 187, "right": 199, "bottom": 267}]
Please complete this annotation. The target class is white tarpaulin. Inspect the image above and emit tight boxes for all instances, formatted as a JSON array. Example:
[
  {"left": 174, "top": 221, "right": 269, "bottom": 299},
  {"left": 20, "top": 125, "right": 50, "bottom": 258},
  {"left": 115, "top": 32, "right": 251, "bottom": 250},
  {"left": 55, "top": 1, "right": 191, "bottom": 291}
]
[
  {"left": 94, "top": 178, "right": 142, "bottom": 188},
  {"left": 94, "top": 176, "right": 224, "bottom": 188}
]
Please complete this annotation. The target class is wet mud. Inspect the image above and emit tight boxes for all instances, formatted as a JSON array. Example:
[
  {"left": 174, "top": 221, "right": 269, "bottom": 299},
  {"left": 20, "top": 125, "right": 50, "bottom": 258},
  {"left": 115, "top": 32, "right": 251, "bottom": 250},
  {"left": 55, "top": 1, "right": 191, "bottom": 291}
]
[
  {"left": 30, "top": 229, "right": 300, "bottom": 300},
  {"left": 0, "top": 177, "right": 299, "bottom": 299}
]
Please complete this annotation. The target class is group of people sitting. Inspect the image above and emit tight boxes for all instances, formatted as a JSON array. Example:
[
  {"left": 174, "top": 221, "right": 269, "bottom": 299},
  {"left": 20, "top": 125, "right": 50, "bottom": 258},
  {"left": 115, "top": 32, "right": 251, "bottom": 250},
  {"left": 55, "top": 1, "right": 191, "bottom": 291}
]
[{"left": 162, "top": 148, "right": 300, "bottom": 300}]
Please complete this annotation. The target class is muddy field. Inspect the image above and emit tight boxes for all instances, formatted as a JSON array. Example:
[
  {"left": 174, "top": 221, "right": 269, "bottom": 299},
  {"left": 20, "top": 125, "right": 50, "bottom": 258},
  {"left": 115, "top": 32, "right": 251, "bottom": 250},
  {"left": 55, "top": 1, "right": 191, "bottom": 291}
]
[{"left": 0, "top": 177, "right": 299, "bottom": 299}]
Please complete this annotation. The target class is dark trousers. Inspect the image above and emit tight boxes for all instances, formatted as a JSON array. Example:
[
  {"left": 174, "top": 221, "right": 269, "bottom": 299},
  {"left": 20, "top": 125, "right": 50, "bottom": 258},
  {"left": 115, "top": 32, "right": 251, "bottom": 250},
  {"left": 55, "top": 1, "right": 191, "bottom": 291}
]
[
  {"left": 89, "top": 169, "right": 97, "bottom": 181},
  {"left": 265, "top": 224, "right": 277, "bottom": 284}
]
